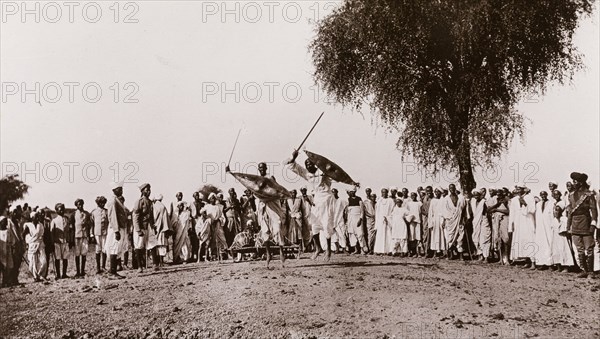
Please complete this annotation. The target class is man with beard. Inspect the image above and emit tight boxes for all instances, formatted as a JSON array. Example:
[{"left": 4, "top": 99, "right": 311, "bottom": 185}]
[
  {"left": 567, "top": 172, "right": 598, "bottom": 278},
  {"left": 132, "top": 183, "right": 155, "bottom": 273},
  {"left": 104, "top": 182, "right": 127, "bottom": 279}
]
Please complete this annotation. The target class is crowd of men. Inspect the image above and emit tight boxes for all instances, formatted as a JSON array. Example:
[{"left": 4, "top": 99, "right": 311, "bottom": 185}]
[{"left": 0, "top": 168, "right": 598, "bottom": 286}]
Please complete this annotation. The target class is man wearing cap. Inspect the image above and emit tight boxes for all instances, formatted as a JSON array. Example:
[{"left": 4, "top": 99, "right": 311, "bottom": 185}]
[
  {"left": 50, "top": 203, "right": 71, "bottom": 279},
  {"left": 509, "top": 183, "right": 537, "bottom": 269},
  {"left": 90, "top": 196, "right": 108, "bottom": 274},
  {"left": 71, "top": 199, "right": 91, "bottom": 277},
  {"left": 104, "top": 182, "right": 128, "bottom": 279},
  {"left": 567, "top": 172, "right": 598, "bottom": 278},
  {"left": 132, "top": 183, "right": 155, "bottom": 273},
  {"left": 548, "top": 182, "right": 558, "bottom": 194}
]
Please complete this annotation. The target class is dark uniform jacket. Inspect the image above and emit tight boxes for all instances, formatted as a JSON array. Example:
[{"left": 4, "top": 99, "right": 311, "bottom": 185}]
[
  {"left": 132, "top": 196, "right": 155, "bottom": 233},
  {"left": 567, "top": 188, "right": 598, "bottom": 235}
]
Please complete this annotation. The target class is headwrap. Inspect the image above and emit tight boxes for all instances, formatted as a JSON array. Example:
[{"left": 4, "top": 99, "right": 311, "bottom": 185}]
[
  {"left": 570, "top": 172, "right": 588, "bottom": 182},
  {"left": 54, "top": 203, "right": 65, "bottom": 211},
  {"left": 154, "top": 194, "right": 163, "bottom": 201},
  {"left": 389, "top": 186, "right": 398, "bottom": 191},
  {"left": 110, "top": 180, "right": 124, "bottom": 190},
  {"left": 74, "top": 198, "right": 84, "bottom": 206},
  {"left": 139, "top": 183, "right": 151, "bottom": 191},
  {"left": 208, "top": 193, "right": 217, "bottom": 200}
]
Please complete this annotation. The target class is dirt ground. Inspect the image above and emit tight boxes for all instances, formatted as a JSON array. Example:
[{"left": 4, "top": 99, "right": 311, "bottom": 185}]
[{"left": 1, "top": 253, "right": 599, "bottom": 339}]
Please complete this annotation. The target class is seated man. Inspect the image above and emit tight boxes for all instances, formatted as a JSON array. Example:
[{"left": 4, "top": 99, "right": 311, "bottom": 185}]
[{"left": 229, "top": 220, "right": 258, "bottom": 262}]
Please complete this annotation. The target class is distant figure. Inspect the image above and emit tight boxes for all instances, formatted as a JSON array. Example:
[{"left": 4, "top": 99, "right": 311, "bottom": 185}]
[
  {"left": 90, "top": 196, "right": 108, "bottom": 274},
  {"left": 23, "top": 211, "right": 47, "bottom": 282},
  {"left": 50, "top": 203, "right": 71, "bottom": 279}
]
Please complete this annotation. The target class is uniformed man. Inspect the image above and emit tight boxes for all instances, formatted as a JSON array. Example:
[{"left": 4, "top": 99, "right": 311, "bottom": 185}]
[
  {"left": 567, "top": 172, "right": 598, "bottom": 278},
  {"left": 132, "top": 183, "right": 155, "bottom": 273}
]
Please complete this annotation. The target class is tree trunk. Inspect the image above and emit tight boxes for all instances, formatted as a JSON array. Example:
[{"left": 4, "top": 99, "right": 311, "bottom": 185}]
[{"left": 456, "top": 133, "right": 476, "bottom": 193}]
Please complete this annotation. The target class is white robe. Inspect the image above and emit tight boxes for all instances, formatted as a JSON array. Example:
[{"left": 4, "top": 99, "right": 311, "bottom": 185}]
[
  {"left": 470, "top": 198, "right": 491, "bottom": 258},
  {"left": 551, "top": 216, "right": 574, "bottom": 266},
  {"left": 509, "top": 194, "right": 536, "bottom": 261},
  {"left": 428, "top": 198, "right": 446, "bottom": 251},
  {"left": 373, "top": 197, "right": 394, "bottom": 254},
  {"left": 390, "top": 206, "right": 410, "bottom": 253},
  {"left": 442, "top": 195, "right": 466, "bottom": 252},
  {"left": 534, "top": 199, "right": 554, "bottom": 265},
  {"left": 24, "top": 222, "right": 47, "bottom": 280},
  {"left": 406, "top": 200, "right": 422, "bottom": 241},
  {"left": 172, "top": 210, "right": 192, "bottom": 261}
]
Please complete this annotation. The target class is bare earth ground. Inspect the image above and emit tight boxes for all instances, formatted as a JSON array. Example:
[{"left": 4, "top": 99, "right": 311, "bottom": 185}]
[{"left": 1, "top": 253, "right": 599, "bottom": 339}]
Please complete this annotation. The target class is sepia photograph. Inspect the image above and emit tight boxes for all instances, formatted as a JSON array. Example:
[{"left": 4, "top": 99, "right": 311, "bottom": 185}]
[{"left": 1, "top": 1, "right": 599, "bottom": 338}]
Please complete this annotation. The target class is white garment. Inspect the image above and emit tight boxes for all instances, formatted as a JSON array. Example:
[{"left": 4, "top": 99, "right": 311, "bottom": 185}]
[
  {"left": 509, "top": 194, "right": 536, "bottom": 261},
  {"left": 373, "top": 197, "right": 394, "bottom": 254},
  {"left": 534, "top": 199, "right": 554, "bottom": 265}
]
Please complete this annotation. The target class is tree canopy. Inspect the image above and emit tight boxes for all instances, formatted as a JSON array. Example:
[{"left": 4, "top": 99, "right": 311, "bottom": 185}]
[
  {"left": 310, "top": 0, "right": 594, "bottom": 191},
  {"left": 0, "top": 175, "right": 29, "bottom": 213}
]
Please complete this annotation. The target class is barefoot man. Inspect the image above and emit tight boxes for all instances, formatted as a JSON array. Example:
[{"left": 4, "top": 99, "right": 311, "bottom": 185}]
[{"left": 285, "top": 150, "right": 358, "bottom": 262}]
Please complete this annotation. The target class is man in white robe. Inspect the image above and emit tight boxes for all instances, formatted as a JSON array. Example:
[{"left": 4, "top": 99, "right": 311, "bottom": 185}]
[
  {"left": 406, "top": 192, "right": 423, "bottom": 257},
  {"left": 286, "top": 151, "right": 355, "bottom": 261},
  {"left": 442, "top": 184, "right": 467, "bottom": 260},
  {"left": 470, "top": 189, "right": 492, "bottom": 262},
  {"left": 152, "top": 194, "right": 171, "bottom": 268},
  {"left": 363, "top": 192, "right": 376, "bottom": 254},
  {"left": 551, "top": 204, "right": 574, "bottom": 271},
  {"left": 374, "top": 188, "right": 395, "bottom": 255},
  {"left": 390, "top": 198, "right": 411, "bottom": 255},
  {"left": 488, "top": 189, "right": 510, "bottom": 265},
  {"left": 331, "top": 188, "right": 348, "bottom": 253},
  {"left": 172, "top": 202, "right": 192, "bottom": 264},
  {"left": 534, "top": 191, "right": 554, "bottom": 268},
  {"left": 23, "top": 212, "right": 47, "bottom": 282},
  {"left": 508, "top": 184, "right": 537, "bottom": 269},
  {"left": 428, "top": 188, "right": 446, "bottom": 255}
]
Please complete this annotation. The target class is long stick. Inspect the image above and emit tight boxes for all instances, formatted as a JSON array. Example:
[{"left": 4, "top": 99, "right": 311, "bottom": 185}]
[
  {"left": 227, "top": 129, "right": 242, "bottom": 166},
  {"left": 296, "top": 112, "right": 324, "bottom": 151}
]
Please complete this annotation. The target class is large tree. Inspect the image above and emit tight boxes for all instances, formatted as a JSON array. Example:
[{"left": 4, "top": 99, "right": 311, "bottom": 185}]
[
  {"left": 0, "top": 175, "right": 29, "bottom": 213},
  {"left": 310, "top": 0, "right": 594, "bottom": 191}
]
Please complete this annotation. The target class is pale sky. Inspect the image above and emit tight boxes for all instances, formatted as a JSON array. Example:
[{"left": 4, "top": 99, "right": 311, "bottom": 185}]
[{"left": 1, "top": 1, "right": 598, "bottom": 209}]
